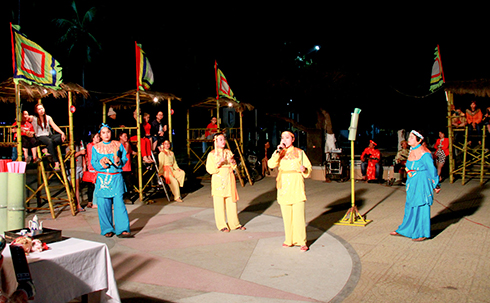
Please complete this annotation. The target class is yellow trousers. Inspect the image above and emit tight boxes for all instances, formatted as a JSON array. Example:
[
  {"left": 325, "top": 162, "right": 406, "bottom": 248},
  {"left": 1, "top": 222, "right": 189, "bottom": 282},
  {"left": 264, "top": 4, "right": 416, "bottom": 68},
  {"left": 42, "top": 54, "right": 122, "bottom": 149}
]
[
  {"left": 213, "top": 196, "right": 241, "bottom": 230},
  {"left": 167, "top": 176, "right": 181, "bottom": 199},
  {"left": 280, "top": 202, "right": 306, "bottom": 246}
]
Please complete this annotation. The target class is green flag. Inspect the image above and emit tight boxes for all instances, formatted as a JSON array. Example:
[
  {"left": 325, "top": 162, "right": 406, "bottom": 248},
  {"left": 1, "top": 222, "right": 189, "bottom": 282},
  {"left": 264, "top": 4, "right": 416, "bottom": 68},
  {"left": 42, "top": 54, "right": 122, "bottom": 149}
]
[
  {"left": 10, "top": 23, "right": 63, "bottom": 89},
  {"left": 429, "top": 45, "right": 444, "bottom": 92}
]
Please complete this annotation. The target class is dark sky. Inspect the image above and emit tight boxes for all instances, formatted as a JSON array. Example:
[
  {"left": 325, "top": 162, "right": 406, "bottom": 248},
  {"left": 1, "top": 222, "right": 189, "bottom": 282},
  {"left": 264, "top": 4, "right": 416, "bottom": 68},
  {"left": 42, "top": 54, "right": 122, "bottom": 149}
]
[{"left": 1, "top": 2, "right": 489, "bottom": 141}]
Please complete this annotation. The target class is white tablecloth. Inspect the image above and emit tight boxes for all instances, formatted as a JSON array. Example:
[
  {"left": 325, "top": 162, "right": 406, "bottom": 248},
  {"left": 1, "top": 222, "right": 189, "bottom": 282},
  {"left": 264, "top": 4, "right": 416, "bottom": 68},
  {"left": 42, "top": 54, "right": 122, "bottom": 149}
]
[{"left": 1, "top": 237, "right": 120, "bottom": 303}]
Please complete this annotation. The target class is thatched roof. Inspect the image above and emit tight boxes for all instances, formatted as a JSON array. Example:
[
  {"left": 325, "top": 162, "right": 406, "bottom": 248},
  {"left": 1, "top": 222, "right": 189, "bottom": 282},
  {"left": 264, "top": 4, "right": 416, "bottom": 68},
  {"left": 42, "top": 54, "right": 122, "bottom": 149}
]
[
  {"left": 0, "top": 77, "right": 89, "bottom": 103},
  {"left": 445, "top": 79, "right": 490, "bottom": 98},
  {"left": 192, "top": 97, "right": 254, "bottom": 113},
  {"left": 99, "top": 89, "right": 181, "bottom": 109}
]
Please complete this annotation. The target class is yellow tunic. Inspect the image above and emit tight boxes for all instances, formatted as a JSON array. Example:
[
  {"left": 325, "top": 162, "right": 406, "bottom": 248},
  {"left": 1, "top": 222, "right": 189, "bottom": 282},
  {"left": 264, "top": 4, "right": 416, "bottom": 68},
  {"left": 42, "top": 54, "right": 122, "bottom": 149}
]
[
  {"left": 205, "top": 148, "right": 239, "bottom": 202},
  {"left": 158, "top": 150, "right": 185, "bottom": 199},
  {"left": 268, "top": 146, "right": 312, "bottom": 204}
]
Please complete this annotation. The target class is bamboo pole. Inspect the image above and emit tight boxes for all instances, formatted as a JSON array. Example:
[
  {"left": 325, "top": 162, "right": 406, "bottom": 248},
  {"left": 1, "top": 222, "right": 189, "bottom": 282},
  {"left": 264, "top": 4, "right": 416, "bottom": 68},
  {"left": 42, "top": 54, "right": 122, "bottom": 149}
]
[
  {"left": 446, "top": 91, "right": 455, "bottom": 183},
  {"left": 102, "top": 103, "right": 107, "bottom": 124},
  {"left": 168, "top": 97, "right": 172, "bottom": 143},
  {"left": 187, "top": 109, "right": 190, "bottom": 166},
  {"left": 136, "top": 91, "right": 143, "bottom": 202},
  {"left": 15, "top": 84, "right": 22, "bottom": 161},
  {"left": 68, "top": 91, "right": 75, "bottom": 190}
]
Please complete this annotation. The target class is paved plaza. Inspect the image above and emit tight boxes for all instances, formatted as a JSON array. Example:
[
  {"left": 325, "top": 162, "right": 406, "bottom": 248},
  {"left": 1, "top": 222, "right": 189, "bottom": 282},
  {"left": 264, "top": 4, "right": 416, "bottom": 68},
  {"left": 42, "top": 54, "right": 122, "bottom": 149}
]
[{"left": 24, "top": 172, "right": 490, "bottom": 302}]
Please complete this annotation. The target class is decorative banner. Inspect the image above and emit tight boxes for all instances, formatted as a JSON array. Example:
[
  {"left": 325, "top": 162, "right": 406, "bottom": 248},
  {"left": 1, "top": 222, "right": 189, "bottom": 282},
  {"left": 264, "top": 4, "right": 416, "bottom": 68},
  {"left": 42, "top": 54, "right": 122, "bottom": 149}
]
[
  {"left": 10, "top": 23, "right": 63, "bottom": 89},
  {"left": 429, "top": 45, "right": 444, "bottom": 92},
  {"left": 215, "top": 61, "right": 237, "bottom": 101},
  {"left": 348, "top": 108, "right": 361, "bottom": 141},
  {"left": 135, "top": 42, "right": 154, "bottom": 91}
]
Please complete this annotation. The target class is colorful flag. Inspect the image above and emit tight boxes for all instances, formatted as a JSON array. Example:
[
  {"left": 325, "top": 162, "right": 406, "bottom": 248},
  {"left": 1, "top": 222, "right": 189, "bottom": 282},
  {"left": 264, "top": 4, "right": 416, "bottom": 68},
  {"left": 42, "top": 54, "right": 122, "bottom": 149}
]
[
  {"left": 10, "top": 23, "right": 63, "bottom": 89},
  {"left": 135, "top": 42, "right": 154, "bottom": 91},
  {"left": 215, "top": 61, "right": 236, "bottom": 101},
  {"left": 429, "top": 45, "right": 444, "bottom": 92}
]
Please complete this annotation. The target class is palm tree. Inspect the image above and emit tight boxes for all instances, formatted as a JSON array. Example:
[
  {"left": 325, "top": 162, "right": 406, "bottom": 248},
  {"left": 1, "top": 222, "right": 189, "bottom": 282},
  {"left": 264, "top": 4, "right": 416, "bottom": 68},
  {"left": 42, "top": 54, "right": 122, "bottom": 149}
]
[{"left": 53, "top": 0, "right": 101, "bottom": 91}]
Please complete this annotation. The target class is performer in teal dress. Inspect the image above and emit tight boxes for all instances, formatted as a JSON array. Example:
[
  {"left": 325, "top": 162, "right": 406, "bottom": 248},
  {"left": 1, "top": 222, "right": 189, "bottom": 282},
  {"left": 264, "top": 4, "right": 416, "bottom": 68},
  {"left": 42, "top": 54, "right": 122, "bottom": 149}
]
[
  {"left": 91, "top": 124, "right": 132, "bottom": 238},
  {"left": 391, "top": 130, "right": 441, "bottom": 241}
]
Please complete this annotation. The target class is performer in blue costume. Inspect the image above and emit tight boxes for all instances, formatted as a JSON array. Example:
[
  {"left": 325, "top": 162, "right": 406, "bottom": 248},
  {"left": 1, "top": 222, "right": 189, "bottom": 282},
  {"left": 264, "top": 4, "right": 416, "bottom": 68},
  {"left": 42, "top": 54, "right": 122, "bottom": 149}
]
[
  {"left": 391, "top": 130, "right": 441, "bottom": 241},
  {"left": 91, "top": 124, "right": 132, "bottom": 238}
]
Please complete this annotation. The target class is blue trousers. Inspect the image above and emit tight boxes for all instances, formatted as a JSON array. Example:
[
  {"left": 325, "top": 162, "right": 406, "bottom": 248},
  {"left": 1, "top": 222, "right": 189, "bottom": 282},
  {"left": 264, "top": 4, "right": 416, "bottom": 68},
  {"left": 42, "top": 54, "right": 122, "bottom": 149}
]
[{"left": 97, "top": 195, "right": 130, "bottom": 235}]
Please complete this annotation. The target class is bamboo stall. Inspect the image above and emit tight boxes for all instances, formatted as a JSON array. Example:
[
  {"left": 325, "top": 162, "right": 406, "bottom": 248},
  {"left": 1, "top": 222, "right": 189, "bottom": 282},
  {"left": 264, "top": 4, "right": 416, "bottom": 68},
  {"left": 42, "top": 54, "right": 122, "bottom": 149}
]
[
  {"left": 0, "top": 77, "right": 88, "bottom": 218},
  {"left": 444, "top": 79, "right": 490, "bottom": 184},
  {"left": 99, "top": 89, "right": 181, "bottom": 203},
  {"left": 186, "top": 96, "right": 254, "bottom": 176}
]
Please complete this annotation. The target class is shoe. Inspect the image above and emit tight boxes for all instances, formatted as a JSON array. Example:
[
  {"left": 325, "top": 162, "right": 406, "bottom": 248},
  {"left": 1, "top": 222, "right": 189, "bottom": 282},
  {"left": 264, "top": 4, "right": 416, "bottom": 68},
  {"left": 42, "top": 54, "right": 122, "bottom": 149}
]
[
  {"left": 117, "top": 232, "right": 133, "bottom": 238},
  {"left": 77, "top": 207, "right": 85, "bottom": 212},
  {"left": 220, "top": 228, "right": 230, "bottom": 233},
  {"left": 26, "top": 156, "right": 32, "bottom": 165},
  {"left": 300, "top": 245, "right": 309, "bottom": 252},
  {"left": 412, "top": 237, "right": 427, "bottom": 242},
  {"left": 236, "top": 226, "right": 246, "bottom": 231},
  {"left": 390, "top": 231, "right": 401, "bottom": 236},
  {"left": 104, "top": 232, "right": 115, "bottom": 238},
  {"left": 33, "top": 158, "right": 42, "bottom": 164},
  {"left": 282, "top": 243, "right": 293, "bottom": 248}
]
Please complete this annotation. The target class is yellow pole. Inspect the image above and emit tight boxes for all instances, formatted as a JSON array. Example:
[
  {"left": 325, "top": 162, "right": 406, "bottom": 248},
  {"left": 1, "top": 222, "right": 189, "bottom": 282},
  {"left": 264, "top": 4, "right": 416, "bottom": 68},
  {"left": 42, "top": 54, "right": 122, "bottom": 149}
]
[
  {"left": 239, "top": 112, "right": 243, "bottom": 151},
  {"left": 446, "top": 91, "right": 454, "bottom": 183},
  {"left": 187, "top": 109, "right": 190, "bottom": 165},
  {"left": 351, "top": 140, "right": 355, "bottom": 207},
  {"left": 168, "top": 97, "right": 172, "bottom": 143},
  {"left": 68, "top": 91, "right": 75, "bottom": 189},
  {"left": 136, "top": 91, "right": 143, "bottom": 202},
  {"left": 102, "top": 103, "right": 107, "bottom": 124},
  {"left": 15, "top": 84, "right": 22, "bottom": 161}
]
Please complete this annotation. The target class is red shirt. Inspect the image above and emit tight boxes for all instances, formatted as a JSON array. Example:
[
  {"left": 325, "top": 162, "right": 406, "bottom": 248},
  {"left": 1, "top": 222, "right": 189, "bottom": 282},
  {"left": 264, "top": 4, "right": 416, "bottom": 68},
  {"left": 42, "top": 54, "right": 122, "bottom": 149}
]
[
  {"left": 205, "top": 122, "right": 217, "bottom": 137},
  {"left": 12, "top": 121, "right": 34, "bottom": 138}
]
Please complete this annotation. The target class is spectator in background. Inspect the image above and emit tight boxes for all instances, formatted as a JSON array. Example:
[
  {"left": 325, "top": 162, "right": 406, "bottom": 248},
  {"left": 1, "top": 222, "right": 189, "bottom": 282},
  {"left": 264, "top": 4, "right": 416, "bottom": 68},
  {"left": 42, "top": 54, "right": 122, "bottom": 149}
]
[
  {"left": 106, "top": 107, "right": 124, "bottom": 128},
  {"left": 11, "top": 110, "right": 39, "bottom": 164},
  {"left": 433, "top": 131, "right": 449, "bottom": 182},
  {"left": 150, "top": 111, "right": 168, "bottom": 151},
  {"left": 466, "top": 100, "right": 482, "bottom": 146},
  {"left": 30, "top": 103, "right": 66, "bottom": 171}
]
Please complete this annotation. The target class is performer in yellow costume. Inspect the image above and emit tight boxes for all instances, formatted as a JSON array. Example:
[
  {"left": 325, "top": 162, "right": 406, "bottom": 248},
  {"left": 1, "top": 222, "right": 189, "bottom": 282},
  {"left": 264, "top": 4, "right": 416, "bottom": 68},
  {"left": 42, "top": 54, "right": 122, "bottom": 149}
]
[
  {"left": 206, "top": 133, "right": 246, "bottom": 232},
  {"left": 268, "top": 131, "right": 312, "bottom": 252},
  {"left": 158, "top": 140, "right": 185, "bottom": 202}
]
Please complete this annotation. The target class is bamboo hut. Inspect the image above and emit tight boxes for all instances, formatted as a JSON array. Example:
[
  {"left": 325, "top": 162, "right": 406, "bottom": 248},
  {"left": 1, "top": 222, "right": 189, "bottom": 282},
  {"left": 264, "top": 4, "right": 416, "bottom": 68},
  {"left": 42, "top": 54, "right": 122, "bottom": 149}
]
[
  {"left": 444, "top": 79, "right": 490, "bottom": 184},
  {"left": 186, "top": 96, "right": 254, "bottom": 174},
  {"left": 99, "top": 89, "right": 181, "bottom": 203},
  {"left": 0, "top": 77, "right": 88, "bottom": 218}
]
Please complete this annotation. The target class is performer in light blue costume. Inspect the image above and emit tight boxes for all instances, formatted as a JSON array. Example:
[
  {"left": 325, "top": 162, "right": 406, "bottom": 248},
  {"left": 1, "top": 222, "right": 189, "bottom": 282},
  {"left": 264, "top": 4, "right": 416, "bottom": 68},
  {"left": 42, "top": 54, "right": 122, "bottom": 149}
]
[
  {"left": 391, "top": 130, "right": 441, "bottom": 241},
  {"left": 91, "top": 124, "right": 132, "bottom": 238}
]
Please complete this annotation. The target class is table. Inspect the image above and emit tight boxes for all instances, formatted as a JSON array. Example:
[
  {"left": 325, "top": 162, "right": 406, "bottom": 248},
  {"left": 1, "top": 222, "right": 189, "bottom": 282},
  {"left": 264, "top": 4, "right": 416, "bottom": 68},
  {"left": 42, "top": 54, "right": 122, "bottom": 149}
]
[{"left": 1, "top": 237, "right": 120, "bottom": 303}]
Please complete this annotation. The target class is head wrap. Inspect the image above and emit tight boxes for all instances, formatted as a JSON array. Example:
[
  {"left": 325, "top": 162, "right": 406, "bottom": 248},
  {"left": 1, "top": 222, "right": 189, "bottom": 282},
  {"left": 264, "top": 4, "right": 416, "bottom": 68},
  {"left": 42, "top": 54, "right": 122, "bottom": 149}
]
[
  {"left": 99, "top": 123, "right": 112, "bottom": 133},
  {"left": 281, "top": 131, "right": 295, "bottom": 138},
  {"left": 369, "top": 140, "right": 377, "bottom": 146},
  {"left": 411, "top": 130, "right": 424, "bottom": 140}
]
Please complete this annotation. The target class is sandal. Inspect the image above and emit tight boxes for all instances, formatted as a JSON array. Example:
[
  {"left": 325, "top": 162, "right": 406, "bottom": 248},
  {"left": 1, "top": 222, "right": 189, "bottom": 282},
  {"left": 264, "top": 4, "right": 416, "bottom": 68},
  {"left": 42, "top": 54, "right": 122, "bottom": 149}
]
[
  {"left": 236, "top": 226, "right": 246, "bottom": 231},
  {"left": 390, "top": 231, "right": 401, "bottom": 236},
  {"left": 282, "top": 243, "right": 293, "bottom": 248},
  {"left": 412, "top": 237, "right": 427, "bottom": 242},
  {"left": 104, "top": 232, "right": 115, "bottom": 238},
  {"left": 220, "top": 228, "right": 230, "bottom": 233},
  {"left": 300, "top": 245, "right": 309, "bottom": 252}
]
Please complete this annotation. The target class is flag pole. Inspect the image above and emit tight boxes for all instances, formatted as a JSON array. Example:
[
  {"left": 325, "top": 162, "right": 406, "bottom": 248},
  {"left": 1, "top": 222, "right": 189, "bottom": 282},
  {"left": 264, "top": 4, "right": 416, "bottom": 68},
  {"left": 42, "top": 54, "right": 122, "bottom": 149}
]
[
  {"left": 214, "top": 61, "right": 220, "bottom": 130},
  {"left": 10, "top": 23, "right": 22, "bottom": 161},
  {"left": 135, "top": 41, "right": 143, "bottom": 203}
]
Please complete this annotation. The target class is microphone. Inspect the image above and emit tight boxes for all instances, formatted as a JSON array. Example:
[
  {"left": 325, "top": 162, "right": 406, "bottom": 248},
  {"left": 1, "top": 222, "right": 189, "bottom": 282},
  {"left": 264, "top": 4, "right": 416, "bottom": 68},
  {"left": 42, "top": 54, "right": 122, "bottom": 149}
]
[{"left": 277, "top": 143, "right": 286, "bottom": 151}]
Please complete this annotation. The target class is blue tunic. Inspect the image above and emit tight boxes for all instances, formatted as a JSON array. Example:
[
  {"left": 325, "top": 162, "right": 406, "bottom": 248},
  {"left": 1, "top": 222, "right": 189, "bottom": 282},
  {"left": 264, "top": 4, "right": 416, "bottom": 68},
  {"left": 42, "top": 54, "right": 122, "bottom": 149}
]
[
  {"left": 91, "top": 141, "right": 130, "bottom": 236},
  {"left": 91, "top": 142, "right": 128, "bottom": 198},
  {"left": 396, "top": 152, "right": 439, "bottom": 239}
]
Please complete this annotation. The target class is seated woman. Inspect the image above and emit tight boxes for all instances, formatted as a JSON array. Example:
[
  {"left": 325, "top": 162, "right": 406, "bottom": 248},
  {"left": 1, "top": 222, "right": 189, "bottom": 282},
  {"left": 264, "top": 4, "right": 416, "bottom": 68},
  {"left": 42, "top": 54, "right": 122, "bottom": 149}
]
[
  {"left": 129, "top": 110, "right": 153, "bottom": 164},
  {"left": 158, "top": 140, "right": 185, "bottom": 202},
  {"left": 29, "top": 103, "right": 66, "bottom": 171},
  {"left": 11, "top": 110, "right": 39, "bottom": 164}
]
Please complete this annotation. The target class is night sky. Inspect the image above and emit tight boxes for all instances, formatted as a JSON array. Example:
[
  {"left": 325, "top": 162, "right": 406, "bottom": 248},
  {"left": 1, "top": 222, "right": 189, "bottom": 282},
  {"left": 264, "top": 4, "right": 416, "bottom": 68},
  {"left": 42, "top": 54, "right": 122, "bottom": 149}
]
[{"left": 1, "top": 2, "right": 489, "bottom": 148}]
